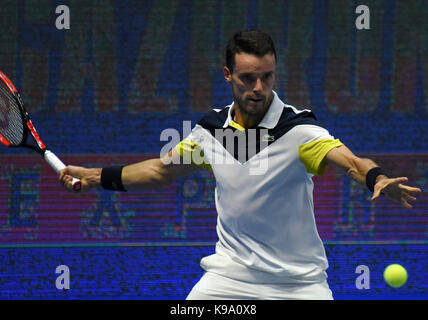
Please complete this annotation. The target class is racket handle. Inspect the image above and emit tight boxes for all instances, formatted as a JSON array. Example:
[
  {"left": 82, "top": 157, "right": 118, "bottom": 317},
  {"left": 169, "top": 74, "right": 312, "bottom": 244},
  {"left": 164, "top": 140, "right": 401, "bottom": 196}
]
[{"left": 44, "top": 150, "right": 82, "bottom": 192}]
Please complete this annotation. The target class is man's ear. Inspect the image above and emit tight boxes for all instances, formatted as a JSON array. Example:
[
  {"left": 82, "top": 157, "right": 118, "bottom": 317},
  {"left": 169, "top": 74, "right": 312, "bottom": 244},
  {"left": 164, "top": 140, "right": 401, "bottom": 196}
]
[{"left": 223, "top": 66, "right": 232, "bottom": 83}]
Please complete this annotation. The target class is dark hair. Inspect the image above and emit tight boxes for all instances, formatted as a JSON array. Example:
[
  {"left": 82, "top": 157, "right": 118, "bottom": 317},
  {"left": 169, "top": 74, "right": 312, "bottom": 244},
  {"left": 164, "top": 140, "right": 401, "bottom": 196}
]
[{"left": 225, "top": 30, "right": 277, "bottom": 73}]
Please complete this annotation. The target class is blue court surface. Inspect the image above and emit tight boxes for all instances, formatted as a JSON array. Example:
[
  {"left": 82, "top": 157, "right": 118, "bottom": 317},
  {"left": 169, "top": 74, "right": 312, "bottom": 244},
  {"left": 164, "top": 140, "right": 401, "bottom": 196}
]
[{"left": 0, "top": 244, "right": 426, "bottom": 300}]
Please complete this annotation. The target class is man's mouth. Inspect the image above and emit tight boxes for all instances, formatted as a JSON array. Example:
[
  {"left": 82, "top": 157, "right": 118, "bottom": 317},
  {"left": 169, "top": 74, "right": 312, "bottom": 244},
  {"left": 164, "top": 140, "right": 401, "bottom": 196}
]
[{"left": 249, "top": 97, "right": 263, "bottom": 103}]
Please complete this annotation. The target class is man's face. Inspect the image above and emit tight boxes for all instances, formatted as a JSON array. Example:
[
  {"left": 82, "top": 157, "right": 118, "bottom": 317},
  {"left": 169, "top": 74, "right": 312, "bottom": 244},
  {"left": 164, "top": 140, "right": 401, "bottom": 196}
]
[{"left": 224, "top": 52, "right": 276, "bottom": 118}]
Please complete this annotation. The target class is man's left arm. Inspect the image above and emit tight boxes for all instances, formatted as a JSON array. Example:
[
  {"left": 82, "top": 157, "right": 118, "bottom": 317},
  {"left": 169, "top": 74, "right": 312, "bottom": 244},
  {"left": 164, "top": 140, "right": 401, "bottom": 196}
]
[{"left": 324, "top": 145, "right": 422, "bottom": 208}]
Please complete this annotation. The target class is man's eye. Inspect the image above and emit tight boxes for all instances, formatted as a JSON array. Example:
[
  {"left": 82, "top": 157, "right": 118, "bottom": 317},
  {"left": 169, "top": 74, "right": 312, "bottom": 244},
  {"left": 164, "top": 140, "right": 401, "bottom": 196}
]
[{"left": 241, "top": 75, "right": 254, "bottom": 82}]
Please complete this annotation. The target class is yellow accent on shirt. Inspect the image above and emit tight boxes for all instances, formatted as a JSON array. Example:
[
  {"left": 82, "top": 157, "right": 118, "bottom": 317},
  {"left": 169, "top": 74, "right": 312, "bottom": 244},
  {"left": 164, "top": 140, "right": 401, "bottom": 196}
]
[
  {"left": 229, "top": 120, "right": 245, "bottom": 132},
  {"left": 298, "top": 139, "right": 343, "bottom": 175},
  {"left": 175, "top": 139, "right": 212, "bottom": 170}
]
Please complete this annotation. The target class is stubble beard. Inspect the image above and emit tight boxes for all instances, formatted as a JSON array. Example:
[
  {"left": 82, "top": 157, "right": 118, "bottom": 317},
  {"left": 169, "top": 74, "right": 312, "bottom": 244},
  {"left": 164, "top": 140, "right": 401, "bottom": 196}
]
[{"left": 233, "top": 92, "right": 273, "bottom": 118}]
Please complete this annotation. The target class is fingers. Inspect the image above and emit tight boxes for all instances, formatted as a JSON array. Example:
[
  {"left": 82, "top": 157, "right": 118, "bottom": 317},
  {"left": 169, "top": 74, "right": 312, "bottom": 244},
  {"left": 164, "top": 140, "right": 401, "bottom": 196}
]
[
  {"left": 371, "top": 177, "right": 394, "bottom": 201},
  {"left": 60, "top": 173, "right": 75, "bottom": 192},
  {"left": 400, "top": 197, "right": 412, "bottom": 209},
  {"left": 397, "top": 181, "right": 421, "bottom": 209},
  {"left": 60, "top": 165, "right": 82, "bottom": 179},
  {"left": 399, "top": 191, "right": 418, "bottom": 209},
  {"left": 393, "top": 177, "right": 408, "bottom": 183},
  {"left": 371, "top": 181, "right": 387, "bottom": 201},
  {"left": 59, "top": 165, "right": 84, "bottom": 192},
  {"left": 402, "top": 191, "right": 417, "bottom": 202},
  {"left": 371, "top": 189, "right": 381, "bottom": 201},
  {"left": 398, "top": 184, "right": 422, "bottom": 194},
  {"left": 371, "top": 176, "right": 422, "bottom": 209},
  {"left": 59, "top": 166, "right": 75, "bottom": 184},
  {"left": 59, "top": 168, "right": 67, "bottom": 181},
  {"left": 372, "top": 191, "right": 414, "bottom": 209},
  {"left": 391, "top": 177, "right": 422, "bottom": 194}
]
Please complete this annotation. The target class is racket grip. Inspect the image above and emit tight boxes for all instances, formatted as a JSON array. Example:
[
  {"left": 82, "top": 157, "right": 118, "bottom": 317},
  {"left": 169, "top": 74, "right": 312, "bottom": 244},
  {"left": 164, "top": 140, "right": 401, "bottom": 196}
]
[{"left": 44, "top": 150, "right": 82, "bottom": 192}]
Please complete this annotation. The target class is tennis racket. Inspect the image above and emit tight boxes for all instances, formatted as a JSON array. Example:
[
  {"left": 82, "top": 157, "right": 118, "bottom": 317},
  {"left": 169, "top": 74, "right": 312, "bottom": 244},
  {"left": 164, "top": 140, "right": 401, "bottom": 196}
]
[{"left": 0, "top": 70, "right": 81, "bottom": 191}]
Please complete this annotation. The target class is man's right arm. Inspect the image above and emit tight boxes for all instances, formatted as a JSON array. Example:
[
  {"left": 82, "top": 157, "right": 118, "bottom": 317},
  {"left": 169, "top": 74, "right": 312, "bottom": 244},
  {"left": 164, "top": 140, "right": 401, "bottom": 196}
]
[{"left": 59, "top": 148, "right": 201, "bottom": 192}]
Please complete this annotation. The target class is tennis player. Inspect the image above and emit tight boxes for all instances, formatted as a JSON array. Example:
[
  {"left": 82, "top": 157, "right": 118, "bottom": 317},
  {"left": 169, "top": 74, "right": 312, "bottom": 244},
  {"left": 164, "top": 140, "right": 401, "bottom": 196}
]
[{"left": 60, "top": 30, "right": 421, "bottom": 299}]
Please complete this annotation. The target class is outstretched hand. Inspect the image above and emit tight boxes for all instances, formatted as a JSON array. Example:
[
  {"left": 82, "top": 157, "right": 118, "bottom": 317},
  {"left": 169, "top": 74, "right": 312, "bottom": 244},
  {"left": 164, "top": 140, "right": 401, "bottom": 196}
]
[
  {"left": 59, "top": 166, "right": 101, "bottom": 192},
  {"left": 371, "top": 177, "right": 422, "bottom": 209}
]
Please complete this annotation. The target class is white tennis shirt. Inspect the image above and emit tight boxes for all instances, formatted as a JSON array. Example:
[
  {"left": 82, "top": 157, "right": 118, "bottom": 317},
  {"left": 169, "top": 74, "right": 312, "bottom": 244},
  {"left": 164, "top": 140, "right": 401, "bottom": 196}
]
[{"left": 176, "top": 91, "right": 343, "bottom": 284}]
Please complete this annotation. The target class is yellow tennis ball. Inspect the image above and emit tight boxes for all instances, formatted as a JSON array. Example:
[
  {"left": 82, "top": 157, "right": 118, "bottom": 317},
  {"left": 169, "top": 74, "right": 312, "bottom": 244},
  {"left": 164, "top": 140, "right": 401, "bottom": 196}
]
[{"left": 384, "top": 264, "right": 408, "bottom": 288}]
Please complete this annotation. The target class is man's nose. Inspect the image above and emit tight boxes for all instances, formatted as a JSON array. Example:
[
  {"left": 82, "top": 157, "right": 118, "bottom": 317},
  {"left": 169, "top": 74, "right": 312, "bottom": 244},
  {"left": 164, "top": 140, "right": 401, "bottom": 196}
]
[{"left": 253, "top": 77, "right": 263, "bottom": 93}]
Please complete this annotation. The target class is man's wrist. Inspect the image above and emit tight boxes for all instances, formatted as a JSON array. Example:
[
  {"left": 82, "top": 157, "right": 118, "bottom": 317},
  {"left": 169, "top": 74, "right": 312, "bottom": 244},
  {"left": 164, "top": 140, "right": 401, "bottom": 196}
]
[
  {"left": 88, "top": 168, "right": 102, "bottom": 189},
  {"left": 101, "top": 166, "right": 127, "bottom": 191},
  {"left": 366, "top": 167, "right": 387, "bottom": 192}
]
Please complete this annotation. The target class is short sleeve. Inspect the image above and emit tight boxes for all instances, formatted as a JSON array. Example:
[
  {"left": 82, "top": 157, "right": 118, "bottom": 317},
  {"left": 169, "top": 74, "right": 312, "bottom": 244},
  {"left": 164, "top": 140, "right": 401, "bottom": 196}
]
[
  {"left": 296, "top": 125, "right": 344, "bottom": 175},
  {"left": 175, "top": 126, "right": 212, "bottom": 170}
]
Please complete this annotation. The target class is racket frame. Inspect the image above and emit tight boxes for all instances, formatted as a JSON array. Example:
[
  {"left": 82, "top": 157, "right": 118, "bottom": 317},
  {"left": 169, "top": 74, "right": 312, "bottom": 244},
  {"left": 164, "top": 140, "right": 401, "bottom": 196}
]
[
  {"left": 0, "top": 71, "right": 46, "bottom": 153},
  {"left": 0, "top": 71, "right": 81, "bottom": 191}
]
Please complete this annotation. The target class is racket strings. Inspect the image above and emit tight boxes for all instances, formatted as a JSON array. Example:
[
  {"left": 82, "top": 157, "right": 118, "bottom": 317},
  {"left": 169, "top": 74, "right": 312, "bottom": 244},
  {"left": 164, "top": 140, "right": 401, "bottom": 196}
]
[{"left": 0, "top": 83, "right": 24, "bottom": 145}]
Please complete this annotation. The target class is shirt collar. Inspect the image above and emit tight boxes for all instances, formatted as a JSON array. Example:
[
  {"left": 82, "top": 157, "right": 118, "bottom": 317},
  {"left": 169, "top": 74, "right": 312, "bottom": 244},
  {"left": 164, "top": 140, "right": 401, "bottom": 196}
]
[{"left": 223, "top": 90, "right": 284, "bottom": 129}]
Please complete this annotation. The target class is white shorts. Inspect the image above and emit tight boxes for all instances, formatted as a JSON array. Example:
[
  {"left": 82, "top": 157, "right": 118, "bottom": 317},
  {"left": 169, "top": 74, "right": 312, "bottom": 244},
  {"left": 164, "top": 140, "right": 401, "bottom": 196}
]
[{"left": 186, "top": 271, "right": 333, "bottom": 300}]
